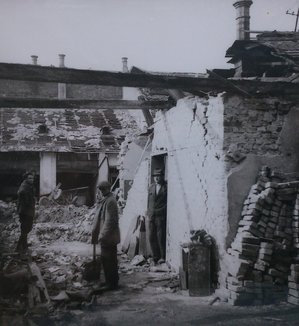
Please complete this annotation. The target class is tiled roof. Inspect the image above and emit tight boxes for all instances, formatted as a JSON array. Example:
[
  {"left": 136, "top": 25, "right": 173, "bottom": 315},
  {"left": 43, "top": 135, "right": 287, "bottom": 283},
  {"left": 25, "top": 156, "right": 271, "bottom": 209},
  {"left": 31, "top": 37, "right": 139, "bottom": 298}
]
[
  {"left": 0, "top": 108, "right": 130, "bottom": 153},
  {"left": 257, "top": 32, "right": 299, "bottom": 62},
  {"left": 226, "top": 32, "right": 299, "bottom": 64}
]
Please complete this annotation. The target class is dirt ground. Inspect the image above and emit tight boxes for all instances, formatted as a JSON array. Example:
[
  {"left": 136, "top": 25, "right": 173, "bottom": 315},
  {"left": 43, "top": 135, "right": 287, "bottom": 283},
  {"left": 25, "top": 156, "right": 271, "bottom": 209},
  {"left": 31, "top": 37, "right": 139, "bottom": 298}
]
[{"left": 1, "top": 204, "right": 299, "bottom": 325}]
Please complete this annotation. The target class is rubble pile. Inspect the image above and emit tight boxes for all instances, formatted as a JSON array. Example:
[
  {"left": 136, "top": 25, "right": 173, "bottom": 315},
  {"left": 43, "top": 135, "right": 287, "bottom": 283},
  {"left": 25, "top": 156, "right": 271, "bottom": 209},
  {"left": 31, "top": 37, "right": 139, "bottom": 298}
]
[
  {"left": 33, "top": 209, "right": 95, "bottom": 243},
  {"left": 37, "top": 204, "right": 90, "bottom": 224},
  {"left": 0, "top": 200, "right": 17, "bottom": 220},
  {"left": 225, "top": 168, "right": 299, "bottom": 306},
  {"left": 0, "top": 203, "right": 96, "bottom": 247}
]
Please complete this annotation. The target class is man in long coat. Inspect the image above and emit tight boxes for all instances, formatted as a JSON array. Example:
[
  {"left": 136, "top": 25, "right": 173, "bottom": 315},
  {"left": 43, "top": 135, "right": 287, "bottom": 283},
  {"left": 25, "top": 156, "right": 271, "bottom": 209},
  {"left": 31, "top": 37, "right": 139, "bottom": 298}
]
[
  {"left": 92, "top": 181, "right": 120, "bottom": 290},
  {"left": 148, "top": 168, "right": 167, "bottom": 264},
  {"left": 16, "top": 172, "right": 35, "bottom": 252}
]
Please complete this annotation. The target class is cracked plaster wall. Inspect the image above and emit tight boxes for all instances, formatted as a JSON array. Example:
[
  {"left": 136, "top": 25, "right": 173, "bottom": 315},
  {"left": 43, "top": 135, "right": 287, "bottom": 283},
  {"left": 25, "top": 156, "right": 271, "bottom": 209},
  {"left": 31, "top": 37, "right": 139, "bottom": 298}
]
[
  {"left": 119, "top": 160, "right": 149, "bottom": 245},
  {"left": 151, "top": 95, "right": 228, "bottom": 272}
]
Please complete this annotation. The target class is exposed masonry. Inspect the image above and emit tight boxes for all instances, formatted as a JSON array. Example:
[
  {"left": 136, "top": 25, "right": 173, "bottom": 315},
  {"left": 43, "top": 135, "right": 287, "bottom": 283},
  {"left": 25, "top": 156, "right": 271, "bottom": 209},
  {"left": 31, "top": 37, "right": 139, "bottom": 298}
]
[
  {"left": 223, "top": 96, "right": 292, "bottom": 158},
  {"left": 224, "top": 167, "right": 299, "bottom": 306}
]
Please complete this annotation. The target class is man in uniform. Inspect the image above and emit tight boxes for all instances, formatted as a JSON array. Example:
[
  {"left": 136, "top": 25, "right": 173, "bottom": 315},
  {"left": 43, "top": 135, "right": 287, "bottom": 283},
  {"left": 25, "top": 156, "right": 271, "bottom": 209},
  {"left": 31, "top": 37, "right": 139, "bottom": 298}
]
[
  {"left": 92, "top": 181, "right": 120, "bottom": 290},
  {"left": 148, "top": 168, "right": 167, "bottom": 264}
]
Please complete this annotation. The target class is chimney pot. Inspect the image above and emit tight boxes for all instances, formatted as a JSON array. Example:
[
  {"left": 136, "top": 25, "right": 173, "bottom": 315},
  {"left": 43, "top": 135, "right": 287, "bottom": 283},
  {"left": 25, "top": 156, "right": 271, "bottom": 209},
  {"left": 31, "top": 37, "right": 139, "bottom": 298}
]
[
  {"left": 233, "top": 0, "right": 253, "bottom": 40},
  {"left": 58, "top": 54, "right": 66, "bottom": 68},
  {"left": 122, "top": 57, "right": 129, "bottom": 73},
  {"left": 31, "top": 55, "right": 38, "bottom": 65}
]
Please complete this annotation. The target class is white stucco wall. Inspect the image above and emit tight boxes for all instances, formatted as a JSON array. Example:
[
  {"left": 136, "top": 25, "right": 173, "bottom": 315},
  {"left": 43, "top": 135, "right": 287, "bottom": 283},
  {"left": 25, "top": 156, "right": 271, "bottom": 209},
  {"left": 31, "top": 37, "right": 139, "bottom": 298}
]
[
  {"left": 119, "top": 159, "right": 149, "bottom": 244},
  {"left": 152, "top": 95, "right": 228, "bottom": 272}
]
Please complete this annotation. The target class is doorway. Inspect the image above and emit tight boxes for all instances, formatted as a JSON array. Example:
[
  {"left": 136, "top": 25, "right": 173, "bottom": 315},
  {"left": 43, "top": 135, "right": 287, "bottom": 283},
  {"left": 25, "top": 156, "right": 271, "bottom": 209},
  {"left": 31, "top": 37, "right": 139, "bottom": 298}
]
[{"left": 149, "top": 154, "right": 168, "bottom": 262}]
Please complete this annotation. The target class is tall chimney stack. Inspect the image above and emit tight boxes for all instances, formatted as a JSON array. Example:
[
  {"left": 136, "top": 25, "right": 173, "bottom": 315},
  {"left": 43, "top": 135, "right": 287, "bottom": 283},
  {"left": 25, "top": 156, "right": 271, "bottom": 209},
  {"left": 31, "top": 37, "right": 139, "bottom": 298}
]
[
  {"left": 233, "top": 0, "right": 253, "bottom": 40},
  {"left": 58, "top": 54, "right": 65, "bottom": 68},
  {"left": 58, "top": 54, "right": 66, "bottom": 99},
  {"left": 122, "top": 57, "right": 129, "bottom": 73},
  {"left": 31, "top": 55, "right": 38, "bottom": 65}
]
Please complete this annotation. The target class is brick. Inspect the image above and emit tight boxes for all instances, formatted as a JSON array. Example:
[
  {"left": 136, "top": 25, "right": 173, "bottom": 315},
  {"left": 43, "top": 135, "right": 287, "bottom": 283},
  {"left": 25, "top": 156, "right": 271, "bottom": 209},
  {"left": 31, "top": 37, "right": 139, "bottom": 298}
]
[
  {"left": 226, "top": 276, "right": 242, "bottom": 286},
  {"left": 288, "top": 295, "right": 299, "bottom": 305},
  {"left": 271, "top": 205, "right": 281, "bottom": 213},
  {"left": 227, "top": 258, "right": 251, "bottom": 278},
  {"left": 289, "top": 282, "right": 299, "bottom": 290},
  {"left": 290, "top": 264, "right": 299, "bottom": 272},
  {"left": 259, "top": 248, "right": 273, "bottom": 255},
  {"left": 289, "top": 289, "right": 299, "bottom": 298},
  {"left": 260, "top": 242, "right": 273, "bottom": 249},
  {"left": 254, "top": 261, "right": 268, "bottom": 272},
  {"left": 288, "top": 274, "right": 299, "bottom": 283},
  {"left": 235, "top": 235, "right": 260, "bottom": 245},
  {"left": 231, "top": 242, "right": 259, "bottom": 253},
  {"left": 261, "top": 209, "right": 270, "bottom": 216},
  {"left": 239, "top": 220, "right": 256, "bottom": 227},
  {"left": 227, "top": 284, "right": 245, "bottom": 293},
  {"left": 248, "top": 203, "right": 262, "bottom": 211},
  {"left": 267, "top": 222, "right": 277, "bottom": 230}
]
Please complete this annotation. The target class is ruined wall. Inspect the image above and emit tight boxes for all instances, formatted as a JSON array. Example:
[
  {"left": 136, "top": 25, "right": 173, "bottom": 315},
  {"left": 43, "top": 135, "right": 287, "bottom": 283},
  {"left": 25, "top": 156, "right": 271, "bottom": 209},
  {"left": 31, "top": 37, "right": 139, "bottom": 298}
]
[
  {"left": 152, "top": 96, "right": 228, "bottom": 272},
  {"left": 223, "top": 95, "right": 299, "bottom": 248},
  {"left": 0, "top": 79, "right": 122, "bottom": 99}
]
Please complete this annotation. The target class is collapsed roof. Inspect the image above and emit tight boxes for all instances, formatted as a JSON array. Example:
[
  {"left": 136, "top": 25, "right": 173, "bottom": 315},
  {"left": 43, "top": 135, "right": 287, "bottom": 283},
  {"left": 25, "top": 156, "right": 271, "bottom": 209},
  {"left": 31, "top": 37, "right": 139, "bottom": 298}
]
[{"left": 0, "top": 108, "right": 139, "bottom": 153}]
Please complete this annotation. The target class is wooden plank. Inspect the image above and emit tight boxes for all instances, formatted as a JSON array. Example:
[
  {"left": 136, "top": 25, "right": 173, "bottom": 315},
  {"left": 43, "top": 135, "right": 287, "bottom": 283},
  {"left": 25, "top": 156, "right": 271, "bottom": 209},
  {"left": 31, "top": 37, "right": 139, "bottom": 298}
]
[
  {"left": 0, "top": 97, "right": 170, "bottom": 110},
  {"left": 1, "top": 62, "right": 299, "bottom": 96}
]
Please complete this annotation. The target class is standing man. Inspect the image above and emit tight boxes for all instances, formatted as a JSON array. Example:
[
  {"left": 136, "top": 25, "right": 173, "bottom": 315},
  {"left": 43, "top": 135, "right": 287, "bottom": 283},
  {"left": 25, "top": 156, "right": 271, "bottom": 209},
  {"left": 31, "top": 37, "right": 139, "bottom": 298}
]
[
  {"left": 148, "top": 168, "right": 167, "bottom": 264},
  {"left": 92, "top": 181, "right": 120, "bottom": 291},
  {"left": 16, "top": 172, "right": 36, "bottom": 252}
]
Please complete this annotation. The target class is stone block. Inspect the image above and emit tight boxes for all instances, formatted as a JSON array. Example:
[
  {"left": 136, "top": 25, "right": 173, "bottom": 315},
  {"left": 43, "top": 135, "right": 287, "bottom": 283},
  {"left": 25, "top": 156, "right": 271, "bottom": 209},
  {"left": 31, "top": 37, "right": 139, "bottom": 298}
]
[
  {"left": 288, "top": 295, "right": 299, "bottom": 305},
  {"left": 288, "top": 288, "right": 299, "bottom": 298},
  {"left": 289, "top": 282, "right": 299, "bottom": 290}
]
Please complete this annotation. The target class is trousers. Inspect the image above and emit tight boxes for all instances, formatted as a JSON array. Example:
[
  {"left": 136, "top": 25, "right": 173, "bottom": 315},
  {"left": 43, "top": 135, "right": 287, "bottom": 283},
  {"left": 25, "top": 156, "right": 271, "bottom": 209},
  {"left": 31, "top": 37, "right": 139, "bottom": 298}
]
[
  {"left": 101, "top": 245, "right": 119, "bottom": 288},
  {"left": 16, "top": 214, "right": 33, "bottom": 252},
  {"left": 149, "top": 216, "right": 166, "bottom": 262}
]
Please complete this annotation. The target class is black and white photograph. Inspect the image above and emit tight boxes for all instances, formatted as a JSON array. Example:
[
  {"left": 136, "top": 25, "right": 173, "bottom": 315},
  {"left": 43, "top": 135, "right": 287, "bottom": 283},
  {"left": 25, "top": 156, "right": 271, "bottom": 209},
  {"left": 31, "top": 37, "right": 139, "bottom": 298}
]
[{"left": 1, "top": 0, "right": 299, "bottom": 325}]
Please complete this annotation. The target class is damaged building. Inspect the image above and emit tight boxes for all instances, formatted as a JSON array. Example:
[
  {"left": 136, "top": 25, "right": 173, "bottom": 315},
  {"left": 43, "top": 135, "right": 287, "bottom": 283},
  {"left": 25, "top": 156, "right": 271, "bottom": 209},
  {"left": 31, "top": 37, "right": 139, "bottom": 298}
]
[
  {"left": 121, "top": 0, "right": 299, "bottom": 305},
  {"left": 0, "top": 55, "right": 142, "bottom": 204},
  {"left": 1, "top": 0, "right": 299, "bottom": 316}
]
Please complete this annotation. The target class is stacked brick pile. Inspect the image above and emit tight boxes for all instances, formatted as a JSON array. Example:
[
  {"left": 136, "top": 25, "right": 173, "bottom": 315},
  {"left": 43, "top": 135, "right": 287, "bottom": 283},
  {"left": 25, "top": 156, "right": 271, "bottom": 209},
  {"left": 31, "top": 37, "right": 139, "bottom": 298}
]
[
  {"left": 287, "top": 195, "right": 299, "bottom": 304},
  {"left": 288, "top": 264, "right": 299, "bottom": 305},
  {"left": 225, "top": 168, "right": 299, "bottom": 305}
]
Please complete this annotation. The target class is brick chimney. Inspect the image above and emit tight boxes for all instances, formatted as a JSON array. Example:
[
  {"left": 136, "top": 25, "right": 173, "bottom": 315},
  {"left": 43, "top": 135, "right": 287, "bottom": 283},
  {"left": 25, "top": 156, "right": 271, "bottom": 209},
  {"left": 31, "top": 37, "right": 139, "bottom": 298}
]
[
  {"left": 31, "top": 55, "right": 38, "bottom": 65},
  {"left": 233, "top": 0, "right": 253, "bottom": 40},
  {"left": 58, "top": 54, "right": 65, "bottom": 67},
  {"left": 122, "top": 57, "right": 129, "bottom": 73}
]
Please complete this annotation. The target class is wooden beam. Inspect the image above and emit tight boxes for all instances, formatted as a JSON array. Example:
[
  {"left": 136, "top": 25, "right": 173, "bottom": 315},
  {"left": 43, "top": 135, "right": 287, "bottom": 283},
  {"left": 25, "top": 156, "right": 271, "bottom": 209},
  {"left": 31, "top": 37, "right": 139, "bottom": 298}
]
[
  {"left": 0, "top": 98, "right": 170, "bottom": 110},
  {"left": 0, "top": 62, "right": 299, "bottom": 96}
]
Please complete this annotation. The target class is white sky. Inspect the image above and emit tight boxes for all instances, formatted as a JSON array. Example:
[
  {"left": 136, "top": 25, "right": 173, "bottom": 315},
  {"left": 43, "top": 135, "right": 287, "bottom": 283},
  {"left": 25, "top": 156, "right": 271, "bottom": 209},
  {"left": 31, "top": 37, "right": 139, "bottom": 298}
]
[{"left": 0, "top": 0, "right": 298, "bottom": 73}]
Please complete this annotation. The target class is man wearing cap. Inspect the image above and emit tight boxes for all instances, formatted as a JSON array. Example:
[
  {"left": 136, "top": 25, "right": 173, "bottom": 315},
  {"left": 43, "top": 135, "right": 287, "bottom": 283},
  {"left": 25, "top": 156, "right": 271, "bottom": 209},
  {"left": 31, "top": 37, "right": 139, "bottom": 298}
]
[
  {"left": 148, "top": 168, "right": 167, "bottom": 264},
  {"left": 92, "top": 181, "right": 120, "bottom": 290}
]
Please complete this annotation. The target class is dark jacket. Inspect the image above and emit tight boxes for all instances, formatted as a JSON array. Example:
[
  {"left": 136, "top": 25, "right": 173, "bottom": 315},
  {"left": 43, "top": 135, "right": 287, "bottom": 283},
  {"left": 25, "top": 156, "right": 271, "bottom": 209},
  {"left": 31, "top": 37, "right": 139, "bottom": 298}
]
[
  {"left": 17, "top": 180, "right": 35, "bottom": 217},
  {"left": 148, "top": 181, "right": 167, "bottom": 220},
  {"left": 92, "top": 192, "right": 120, "bottom": 246}
]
